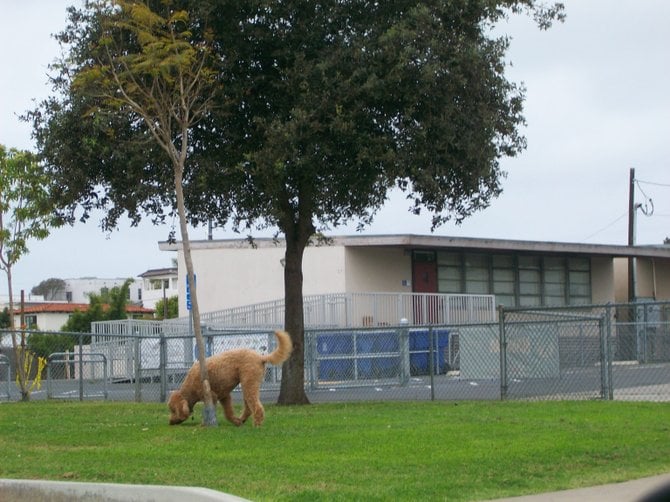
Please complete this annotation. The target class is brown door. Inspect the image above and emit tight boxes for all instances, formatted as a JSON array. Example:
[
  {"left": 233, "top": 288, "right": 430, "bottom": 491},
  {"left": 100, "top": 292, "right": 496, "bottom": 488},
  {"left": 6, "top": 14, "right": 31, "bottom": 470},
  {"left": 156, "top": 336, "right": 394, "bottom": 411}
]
[
  {"left": 412, "top": 251, "right": 438, "bottom": 323},
  {"left": 413, "top": 256, "right": 437, "bottom": 292}
]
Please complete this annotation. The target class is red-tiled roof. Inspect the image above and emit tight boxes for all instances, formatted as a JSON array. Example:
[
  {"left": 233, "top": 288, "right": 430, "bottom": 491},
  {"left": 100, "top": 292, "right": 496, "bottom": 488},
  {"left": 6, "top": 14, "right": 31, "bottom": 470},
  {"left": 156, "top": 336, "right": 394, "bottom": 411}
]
[{"left": 14, "top": 303, "right": 154, "bottom": 314}]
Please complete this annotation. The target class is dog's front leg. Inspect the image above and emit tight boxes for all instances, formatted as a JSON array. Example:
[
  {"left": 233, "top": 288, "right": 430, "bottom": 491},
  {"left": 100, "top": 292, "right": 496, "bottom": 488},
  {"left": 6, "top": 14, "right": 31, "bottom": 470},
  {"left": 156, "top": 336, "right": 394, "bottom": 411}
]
[{"left": 220, "top": 394, "right": 242, "bottom": 426}]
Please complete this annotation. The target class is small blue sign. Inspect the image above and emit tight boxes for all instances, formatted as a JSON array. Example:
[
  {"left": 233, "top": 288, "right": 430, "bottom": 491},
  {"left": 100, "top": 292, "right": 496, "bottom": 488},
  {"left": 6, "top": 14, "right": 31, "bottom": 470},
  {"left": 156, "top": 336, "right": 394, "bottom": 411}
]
[{"left": 186, "top": 274, "right": 196, "bottom": 311}]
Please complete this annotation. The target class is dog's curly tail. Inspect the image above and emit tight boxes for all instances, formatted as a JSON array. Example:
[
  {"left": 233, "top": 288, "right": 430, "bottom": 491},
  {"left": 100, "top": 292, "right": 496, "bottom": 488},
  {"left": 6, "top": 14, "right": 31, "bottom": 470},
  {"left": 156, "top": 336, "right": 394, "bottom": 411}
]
[{"left": 262, "top": 330, "right": 293, "bottom": 366}]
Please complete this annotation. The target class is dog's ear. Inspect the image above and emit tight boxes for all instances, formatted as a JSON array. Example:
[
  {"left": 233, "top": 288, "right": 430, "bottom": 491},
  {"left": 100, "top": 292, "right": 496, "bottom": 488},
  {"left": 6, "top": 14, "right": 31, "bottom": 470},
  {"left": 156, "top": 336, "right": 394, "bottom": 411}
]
[{"left": 181, "top": 400, "right": 189, "bottom": 418}]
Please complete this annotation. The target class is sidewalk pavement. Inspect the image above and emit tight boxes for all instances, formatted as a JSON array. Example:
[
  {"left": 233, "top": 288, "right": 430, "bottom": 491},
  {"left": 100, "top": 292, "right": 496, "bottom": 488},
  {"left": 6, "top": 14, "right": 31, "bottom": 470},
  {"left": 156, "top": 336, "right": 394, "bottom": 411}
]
[
  {"left": 0, "top": 479, "right": 251, "bottom": 502},
  {"left": 490, "top": 473, "right": 670, "bottom": 502},
  {"left": 2, "top": 473, "right": 670, "bottom": 501}
]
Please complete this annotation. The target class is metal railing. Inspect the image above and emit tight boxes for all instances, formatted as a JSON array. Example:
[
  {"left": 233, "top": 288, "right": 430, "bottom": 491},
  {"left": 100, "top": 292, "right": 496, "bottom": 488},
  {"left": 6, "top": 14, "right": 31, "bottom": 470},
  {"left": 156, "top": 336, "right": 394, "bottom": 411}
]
[{"left": 189, "top": 292, "right": 496, "bottom": 329}]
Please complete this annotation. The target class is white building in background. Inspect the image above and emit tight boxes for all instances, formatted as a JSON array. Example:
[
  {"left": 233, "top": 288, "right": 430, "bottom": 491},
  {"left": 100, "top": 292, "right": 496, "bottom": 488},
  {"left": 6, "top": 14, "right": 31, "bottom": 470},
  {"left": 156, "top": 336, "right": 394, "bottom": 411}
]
[
  {"left": 137, "top": 267, "right": 178, "bottom": 311},
  {"left": 0, "top": 278, "right": 141, "bottom": 310},
  {"left": 62, "top": 277, "right": 142, "bottom": 304},
  {"left": 1, "top": 269, "right": 178, "bottom": 320}
]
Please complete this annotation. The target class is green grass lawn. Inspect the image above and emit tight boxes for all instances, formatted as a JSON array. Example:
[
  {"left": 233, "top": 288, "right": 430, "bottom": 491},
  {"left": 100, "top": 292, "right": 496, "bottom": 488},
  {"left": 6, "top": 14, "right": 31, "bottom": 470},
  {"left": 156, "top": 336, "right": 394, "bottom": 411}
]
[{"left": 1, "top": 400, "right": 669, "bottom": 501}]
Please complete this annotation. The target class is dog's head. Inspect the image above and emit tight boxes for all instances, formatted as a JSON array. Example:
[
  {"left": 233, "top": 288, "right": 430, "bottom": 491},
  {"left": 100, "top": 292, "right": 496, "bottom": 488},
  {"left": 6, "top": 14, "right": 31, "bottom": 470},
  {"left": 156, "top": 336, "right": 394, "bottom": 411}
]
[{"left": 167, "top": 391, "right": 191, "bottom": 425}]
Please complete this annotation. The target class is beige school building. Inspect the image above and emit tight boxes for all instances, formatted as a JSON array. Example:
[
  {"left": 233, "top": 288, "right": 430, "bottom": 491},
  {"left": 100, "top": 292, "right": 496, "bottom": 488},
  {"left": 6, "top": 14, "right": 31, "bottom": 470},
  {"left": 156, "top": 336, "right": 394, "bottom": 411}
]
[{"left": 159, "top": 234, "right": 670, "bottom": 318}]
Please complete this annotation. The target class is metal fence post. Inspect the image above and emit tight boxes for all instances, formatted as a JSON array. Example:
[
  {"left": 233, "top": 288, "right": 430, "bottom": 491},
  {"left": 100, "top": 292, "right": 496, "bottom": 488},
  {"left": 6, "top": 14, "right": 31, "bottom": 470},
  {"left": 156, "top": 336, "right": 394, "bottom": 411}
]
[
  {"left": 306, "top": 330, "right": 316, "bottom": 391},
  {"left": 498, "top": 305, "right": 508, "bottom": 400},
  {"left": 134, "top": 336, "right": 141, "bottom": 402},
  {"left": 598, "top": 312, "right": 611, "bottom": 401},
  {"left": 428, "top": 325, "right": 435, "bottom": 401},
  {"left": 159, "top": 334, "right": 167, "bottom": 403},
  {"left": 642, "top": 302, "right": 649, "bottom": 363},
  {"left": 102, "top": 354, "right": 108, "bottom": 400},
  {"left": 606, "top": 305, "right": 614, "bottom": 400},
  {"left": 78, "top": 333, "right": 84, "bottom": 402},
  {"left": 46, "top": 355, "right": 53, "bottom": 400},
  {"left": 399, "top": 319, "right": 410, "bottom": 386}
]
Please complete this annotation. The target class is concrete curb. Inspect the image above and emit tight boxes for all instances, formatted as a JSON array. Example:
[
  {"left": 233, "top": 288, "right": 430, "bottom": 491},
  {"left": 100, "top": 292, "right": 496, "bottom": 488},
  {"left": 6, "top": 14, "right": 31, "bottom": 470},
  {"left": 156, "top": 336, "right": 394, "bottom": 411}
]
[
  {"left": 0, "top": 479, "right": 250, "bottom": 502},
  {"left": 489, "top": 473, "right": 670, "bottom": 502}
]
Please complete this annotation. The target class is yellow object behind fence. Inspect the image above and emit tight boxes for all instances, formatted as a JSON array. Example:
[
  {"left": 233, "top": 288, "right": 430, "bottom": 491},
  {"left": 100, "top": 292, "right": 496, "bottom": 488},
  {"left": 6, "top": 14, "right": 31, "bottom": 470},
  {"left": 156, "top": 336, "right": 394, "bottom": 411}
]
[{"left": 15, "top": 349, "right": 47, "bottom": 392}]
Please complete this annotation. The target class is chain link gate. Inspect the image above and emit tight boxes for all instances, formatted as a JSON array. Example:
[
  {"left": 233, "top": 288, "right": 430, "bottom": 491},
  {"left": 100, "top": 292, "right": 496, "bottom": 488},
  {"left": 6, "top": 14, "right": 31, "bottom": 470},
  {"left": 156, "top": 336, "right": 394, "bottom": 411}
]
[
  {"left": 609, "top": 302, "right": 670, "bottom": 401},
  {"left": 498, "top": 306, "right": 610, "bottom": 401}
]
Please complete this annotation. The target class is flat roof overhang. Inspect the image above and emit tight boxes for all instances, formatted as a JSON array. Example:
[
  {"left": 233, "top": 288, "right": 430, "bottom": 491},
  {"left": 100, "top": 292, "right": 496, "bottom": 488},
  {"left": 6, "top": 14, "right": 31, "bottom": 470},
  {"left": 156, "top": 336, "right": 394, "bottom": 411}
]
[{"left": 159, "top": 234, "right": 670, "bottom": 260}]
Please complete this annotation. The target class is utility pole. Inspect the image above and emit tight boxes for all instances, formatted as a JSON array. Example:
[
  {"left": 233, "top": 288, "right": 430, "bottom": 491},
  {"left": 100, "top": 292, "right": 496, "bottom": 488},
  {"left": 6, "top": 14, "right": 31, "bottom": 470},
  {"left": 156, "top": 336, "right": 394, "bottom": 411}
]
[{"left": 627, "top": 167, "right": 637, "bottom": 302}]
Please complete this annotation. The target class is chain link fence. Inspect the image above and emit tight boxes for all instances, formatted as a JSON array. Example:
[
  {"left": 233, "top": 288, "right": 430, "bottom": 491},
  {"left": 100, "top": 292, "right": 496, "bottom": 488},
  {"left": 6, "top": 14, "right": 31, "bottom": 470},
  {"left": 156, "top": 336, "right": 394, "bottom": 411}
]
[{"left": 1, "top": 301, "right": 669, "bottom": 403}]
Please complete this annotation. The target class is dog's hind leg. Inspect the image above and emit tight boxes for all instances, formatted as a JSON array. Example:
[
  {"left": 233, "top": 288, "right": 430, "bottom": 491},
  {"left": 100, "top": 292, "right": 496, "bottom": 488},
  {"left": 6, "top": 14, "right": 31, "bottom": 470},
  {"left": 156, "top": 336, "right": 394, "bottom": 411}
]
[
  {"left": 242, "top": 387, "right": 265, "bottom": 427},
  {"left": 238, "top": 401, "right": 252, "bottom": 424},
  {"left": 238, "top": 397, "right": 264, "bottom": 427},
  {"left": 239, "top": 380, "right": 265, "bottom": 426},
  {"left": 220, "top": 394, "right": 242, "bottom": 426},
  {"left": 250, "top": 399, "right": 265, "bottom": 427}
]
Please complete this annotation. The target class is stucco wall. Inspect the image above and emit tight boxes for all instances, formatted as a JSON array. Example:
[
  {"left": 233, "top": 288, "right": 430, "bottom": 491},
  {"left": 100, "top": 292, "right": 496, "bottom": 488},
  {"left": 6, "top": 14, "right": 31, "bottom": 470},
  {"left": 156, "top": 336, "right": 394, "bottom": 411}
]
[
  {"left": 177, "top": 243, "right": 346, "bottom": 316},
  {"left": 654, "top": 258, "right": 670, "bottom": 299},
  {"left": 613, "top": 258, "right": 629, "bottom": 303},
  {"left": 613, "top": 256, "right": 670, "bottom": 302},
  {"left": 34, "top": 312, "right": 71, "bottom": 331},
  {"left": 344, "top": 247, "right": 412, "bottom": 293},
  {"left": 635, "top": 257, "right": 655, "bottom": 299},
  {"left": 591, "top": 257, "right": 615, "bottom": 304}
]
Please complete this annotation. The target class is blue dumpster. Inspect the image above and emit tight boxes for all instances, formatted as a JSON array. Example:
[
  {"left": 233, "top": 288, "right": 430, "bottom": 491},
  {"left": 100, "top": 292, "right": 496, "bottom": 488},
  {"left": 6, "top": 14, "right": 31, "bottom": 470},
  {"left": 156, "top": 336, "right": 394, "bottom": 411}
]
[
  {"left": 356, "top": 331, "right": 399, "bottom": 379},
  {"left": 317, "top": 333, "right": 354, "bottom": 355},
  {"left": 409, "top": 329, "right": 449, "bottom": 375},
  {"left": 319, "top": 359, "right": 354, "bottom": 381},
  {"left": 318, "top": 332, "right": 354, "bottom": 381}
]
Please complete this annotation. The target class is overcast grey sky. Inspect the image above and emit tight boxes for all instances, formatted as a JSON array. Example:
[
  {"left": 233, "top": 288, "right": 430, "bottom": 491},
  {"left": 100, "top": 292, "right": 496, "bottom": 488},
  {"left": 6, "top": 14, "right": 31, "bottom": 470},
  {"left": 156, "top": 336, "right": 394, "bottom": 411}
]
[{"left": 1, "top": 1, "right": 670, "bottom": 296}]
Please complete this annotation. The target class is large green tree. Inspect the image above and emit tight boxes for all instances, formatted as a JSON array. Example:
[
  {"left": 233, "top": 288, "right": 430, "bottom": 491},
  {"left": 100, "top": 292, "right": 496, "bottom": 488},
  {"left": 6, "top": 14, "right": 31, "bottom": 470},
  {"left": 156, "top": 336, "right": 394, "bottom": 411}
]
[{"left": 30, "top": 0, "right": 563, "bottom": 405}]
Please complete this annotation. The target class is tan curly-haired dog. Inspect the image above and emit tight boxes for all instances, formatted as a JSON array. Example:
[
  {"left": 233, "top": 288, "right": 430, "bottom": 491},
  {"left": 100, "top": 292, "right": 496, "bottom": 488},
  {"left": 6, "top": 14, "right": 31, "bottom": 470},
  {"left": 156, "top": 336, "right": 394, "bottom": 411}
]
[{"left": 168, "top": 330, "right": 292, "bottom": 426}]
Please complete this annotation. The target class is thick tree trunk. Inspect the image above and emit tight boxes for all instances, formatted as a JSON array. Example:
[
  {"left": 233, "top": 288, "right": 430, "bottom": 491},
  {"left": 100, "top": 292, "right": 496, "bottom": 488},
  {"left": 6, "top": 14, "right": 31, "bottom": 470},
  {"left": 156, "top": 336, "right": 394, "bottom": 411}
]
[{"left": 277, "top": 232, "right": 311, "bottom": 405}]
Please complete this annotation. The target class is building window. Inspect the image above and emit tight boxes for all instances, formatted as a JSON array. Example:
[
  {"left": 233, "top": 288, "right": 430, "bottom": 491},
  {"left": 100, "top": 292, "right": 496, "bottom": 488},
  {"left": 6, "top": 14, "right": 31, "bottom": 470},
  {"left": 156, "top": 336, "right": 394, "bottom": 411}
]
[
  {"left": 543, "top": 257, "right": 566, "bottom": 306},
  {"left": 492, "top": 255, "right": 515, "bottom": 307},
  {"left": 518, "top": 255, "right": 541, "bottom": 307},
  {"left": 568, "top": 257, "right": 591, "bottom": 305},
  {"left": 464, "top": 254, "right": 489, "bottom": 295},
  {"left": 436, "top": 251, "right": 591, "bottom": 307},
  {"left": 148, "top": 278, "right": 170, "bottom": 290},
  {"left": 24, "top": 314, "right": 38, "bottom": 329},
  {"left": 437, "top": 252, "right": 462, "bottom": 293}
]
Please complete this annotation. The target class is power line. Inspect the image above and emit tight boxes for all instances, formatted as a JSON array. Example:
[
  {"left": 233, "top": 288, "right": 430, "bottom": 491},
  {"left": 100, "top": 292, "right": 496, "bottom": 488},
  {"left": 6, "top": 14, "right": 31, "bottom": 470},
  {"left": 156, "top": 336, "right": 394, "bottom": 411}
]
[
  {"left": 637, "top": 179, "right": 670, "bottom": 188},
  {"left": 583, "top": 211, "right": 628, "bottom": 241}
]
